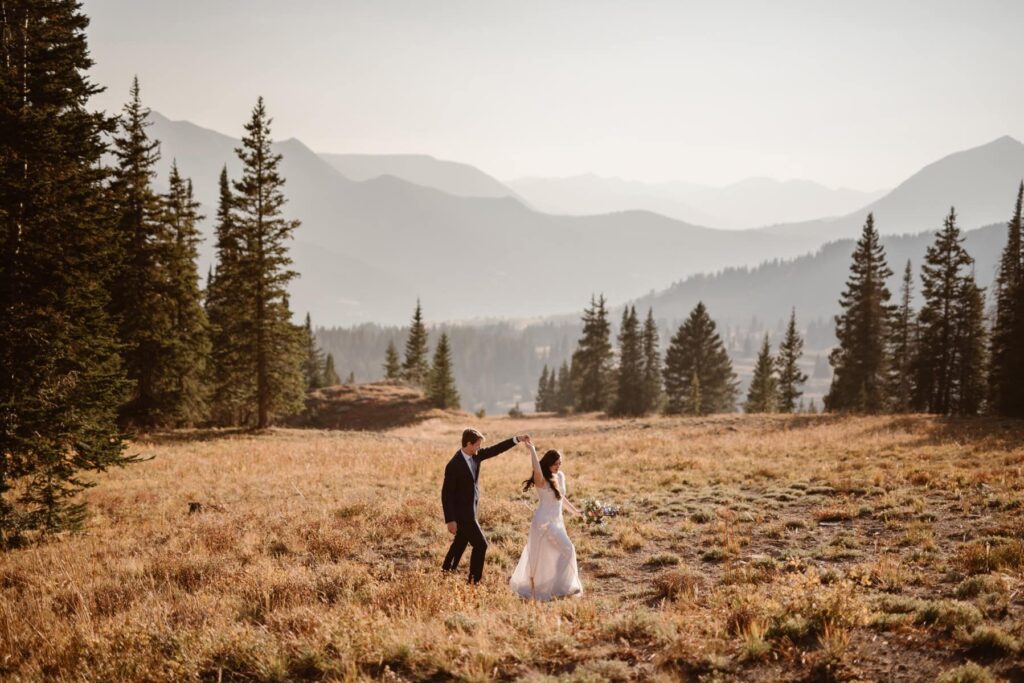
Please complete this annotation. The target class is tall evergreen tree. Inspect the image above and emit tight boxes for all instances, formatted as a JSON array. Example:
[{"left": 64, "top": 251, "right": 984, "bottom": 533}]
[
  {"left": 825, "top": 214, "right": 895, "bottom": 413},
  {"left": 0, "top": 0, "right": 139, "bottom": 535},
  {"left": 323, "top": 353, "right": 341, "bottom": 386},
  {"left": 953, "top": 271, "right": 988, "bottom": 415},
  {"left": 383, "top": 339, "right": 402, "bottom": 380},
  {"left": 613, "top": 306, "right": 646, "bottom": 415},
  {"left": 402, "top": 300, "right": 430, "bottom": 386},
  {"left": 662, "top": 302, "right": 738, "bottom": 415},
  {"left": 912, "top": 208, "right": 986, "bottom": 415},
  {"left": 206, "top": 165, "right": 254, "bottom": 425},
  {"left": 640, "top": 307, "right": 663, "bottom": 413},
  {"left": 301, "top": 312, "right": 326, "bottom": 390},
  {"left": 571, "top": 294, "right": 614, "bottom": 412},
  {"left": 232, "top": 97, "right": 305, "bottom": 428},
  {"left": 989, "top": 182, "right": 1024, "bottom": 416},
  {"left": 536, "top": 365, "right": 552, "bottom": 412},
  {"left": 108, "top": 77, "right": 173, "bottom": 427},
  {"left": 161, "top": 163, "right": 210, "bottom": 425},
  {"left": 546, "top": 366, "right": 559, "bottom": 408},
  {"left": 556, "top": 360, "right": 574, "bottom": 413},
  {"left": 775, "top": 309, "right": 808, "bottom": 413},
  {"left": 686, "top": 373, "right": 703, "bottom": 416},
  {"left": 889, "top": 261, "right": 917, "bottom": 412},
  {"left": 745, "top": 334, "right": 777, "bottom": 413},
  {"left": 427, "top": 332, "right": 460, "bottom": 409}
]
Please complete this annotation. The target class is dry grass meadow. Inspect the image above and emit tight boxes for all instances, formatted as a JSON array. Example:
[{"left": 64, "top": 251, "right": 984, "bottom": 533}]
[{"left": 2, "top": 413, "right": 1024, "bottom": 682}]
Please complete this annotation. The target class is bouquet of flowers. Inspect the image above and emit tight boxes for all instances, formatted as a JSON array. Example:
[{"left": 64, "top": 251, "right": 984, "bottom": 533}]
[{"left": 581, "top": 498, "right": 619, "bottom": 526}]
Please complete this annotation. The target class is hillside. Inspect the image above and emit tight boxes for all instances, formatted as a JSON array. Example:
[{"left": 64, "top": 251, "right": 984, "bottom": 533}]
[
  {"left": 629, "top": 222, "right": 1007, "bottom": 325},
  {"left": 286, "top": 381, "right": 448, "bottom": 430},
  {"left": 759, "top": 136, "right": 1024, "bottom": 240}
]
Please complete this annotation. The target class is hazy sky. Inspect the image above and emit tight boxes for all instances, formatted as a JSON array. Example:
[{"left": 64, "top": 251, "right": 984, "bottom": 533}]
[{"left": 83, "top": 0, "right": 1023, "bottom": 190}]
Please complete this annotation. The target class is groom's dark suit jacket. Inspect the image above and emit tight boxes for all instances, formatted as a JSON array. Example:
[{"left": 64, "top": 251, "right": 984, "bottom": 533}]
[{"left": 441, "top": 438, "right": 517, "bottom": 524}]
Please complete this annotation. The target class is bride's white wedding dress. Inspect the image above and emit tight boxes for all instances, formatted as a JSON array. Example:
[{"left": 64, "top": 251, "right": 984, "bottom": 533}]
[{"left": 509, "top": 446, "right": 583, "bottom": 601}]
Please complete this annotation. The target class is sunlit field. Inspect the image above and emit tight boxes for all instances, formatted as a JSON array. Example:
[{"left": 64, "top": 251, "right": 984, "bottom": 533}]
[{"left": 2, "top": 414, "right": 1023, "bottom": 682}]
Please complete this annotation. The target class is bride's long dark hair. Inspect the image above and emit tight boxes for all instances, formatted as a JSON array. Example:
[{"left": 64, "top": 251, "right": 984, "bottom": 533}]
[{"left": 523, "top": 449, "right": 562, "bottom": 500}]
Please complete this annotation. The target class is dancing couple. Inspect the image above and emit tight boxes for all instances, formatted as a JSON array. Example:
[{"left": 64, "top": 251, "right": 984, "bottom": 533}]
[{"left": 440, "top": 428, "right": 583, "bottom": 601}]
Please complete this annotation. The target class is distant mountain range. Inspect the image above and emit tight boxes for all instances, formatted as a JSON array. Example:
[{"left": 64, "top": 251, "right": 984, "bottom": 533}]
[
  {"left": 147, "top": 112, "right": 812, "bottom": 326},
  {"left": 506, "top": 174, "right": 887, "bottom": 229},
  {"left": 758, "top": 136, "right": 1024, "bottom": 241},
  {"left": 319, "top": 153, "right": 515, "bottom": 199},
  {"left": 145, "top": 111, "right": 1024, "bottom": 331}
]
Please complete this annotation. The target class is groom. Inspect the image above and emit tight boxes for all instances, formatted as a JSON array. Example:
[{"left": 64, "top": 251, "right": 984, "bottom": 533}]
[{"left": 441, "top": 428, "right": 527, "bottom": 583}]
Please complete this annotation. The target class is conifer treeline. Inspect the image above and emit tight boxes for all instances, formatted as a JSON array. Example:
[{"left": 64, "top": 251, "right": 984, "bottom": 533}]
[
  {"left": 536, "top": 297, "right": 756, "bottom": 417},
  {"left": 825, "top": 194, "right": 1024, "bottom": 417}
]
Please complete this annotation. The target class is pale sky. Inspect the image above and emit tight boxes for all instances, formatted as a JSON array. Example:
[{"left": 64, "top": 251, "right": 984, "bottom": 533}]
[{"left": 82, "top": 0, "right": 1023, "bottom": 190}]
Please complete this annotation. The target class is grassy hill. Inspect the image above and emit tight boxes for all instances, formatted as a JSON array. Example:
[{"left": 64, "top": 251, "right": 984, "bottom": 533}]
[
  {"left": 287, "top": 381, "right": 451, "bottom": 431},
  {"left": 1, "top": 414, "right": 1021, "bottom": 681}
]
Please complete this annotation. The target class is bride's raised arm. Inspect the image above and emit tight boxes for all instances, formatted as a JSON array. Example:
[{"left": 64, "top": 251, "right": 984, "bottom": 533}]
[{"left": 528, "top": 441, "right": 545, "bottom": 487}]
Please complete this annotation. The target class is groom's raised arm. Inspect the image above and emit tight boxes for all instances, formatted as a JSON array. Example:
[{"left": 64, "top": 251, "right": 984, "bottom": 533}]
[{"left": 476, "top": 435, "right": 524, "bottom": 462}]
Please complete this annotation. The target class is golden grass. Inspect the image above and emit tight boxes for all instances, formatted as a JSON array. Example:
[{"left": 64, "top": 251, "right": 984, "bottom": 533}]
[{"left": 1, "top": 413, "right": 1023, "bottom": 681}]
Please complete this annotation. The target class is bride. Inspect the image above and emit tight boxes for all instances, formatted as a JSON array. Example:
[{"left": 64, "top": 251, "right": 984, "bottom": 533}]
[{"left": 510, "top": 436, "right": 584, "bottom": 600}]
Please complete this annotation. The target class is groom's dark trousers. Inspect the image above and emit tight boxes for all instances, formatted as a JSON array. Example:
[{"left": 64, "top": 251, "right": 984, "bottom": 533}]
[{"left": 441, "top": 437, "right": 517, "bottom": 582}]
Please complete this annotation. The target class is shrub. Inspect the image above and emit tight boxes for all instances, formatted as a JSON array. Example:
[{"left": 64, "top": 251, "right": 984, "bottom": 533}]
[
  {"left": 653, "top": 568, "right": 702, "bottom": 601},
  {"left": 956, "top": 539, "right": 1024, "bottom": 575},
  {"left": 913, "top": 600, "right": 983, "bottom": 633},
  {"left": 955, "top": 575, "right": 1005, "bottom": 600},
  {"left": 937, "top": 663, "right": 995, "bottom": 683},
  {"left": 643, "top": 553, "right": 680, "bottom": 568},
  {"left": 965, "top": 626, "right": 1019, "bottom": 657}
]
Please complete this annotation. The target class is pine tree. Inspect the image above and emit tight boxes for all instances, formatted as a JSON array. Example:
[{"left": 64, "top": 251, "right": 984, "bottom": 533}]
[
  {"left": 612, "top": 306, "right": 646, "bottom": 415},
  {"left": 383, "top": 339, "right": 402, "bottom": 380},
  {"left": 0, "top": 0, "right": 139, "bottom": 535},
  {"left": 556, "top": 360, "right": 574, "bottom": 413},
  {"left": 663, "top": 302, "right": 738, "bottom": 415},
  {"left": 989, "top": 182, "right": 1024, "bottom": 416},
  {"left": 953, "top": 272, "right": 988, "bottom": 415},
  {"left": 686, "top": 373, "right": 703, "bottom": 416},
  {"left": 825, "top": 214, "right": 895, "bottom": 413},
  {"left": 889, "top": 261, "right": 916, "bottom": 412},
  {"left": 746, "top": 334, "right": 778, "bottom": 413},
  {"left": 108, "top": 77, "right": 173, "bottom": 427},
  {"left": 301, "top": 313, "right": 325, "bottom": 390},
  {"left": 402, "top": 300, "right": 430, "bottom": 386},
  {"left": 640, "top": 308, "right": 663, "bottom": 413},
  {"left": 232, "top": 97, "right": 305, "bottom": 428},
  {"left": 161, "top": 163, "right": 210, "bottom": 425},
  {"left": 207, "top": 165, "right": 254, "bottom": 425},
  {"left": 427, "top": 332, "right": 460, "bottom": 409},
  {"left": 546, "top": 366, "right": 559, "bottom": 409},
  {"left": 912, "top": 208, "right": 985, "bottom": 415},
  {"left": 536, "top": 365, "right": 551, "bottom": 412},
  {"left": 571, "top": 294, "right": 614, "bottom": 412},
  {"left": 775, "top": 309, "right": 808, "bottom": 413},
  {"left": 323, "top": 353, "right": 341, "bottom": 386}
]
